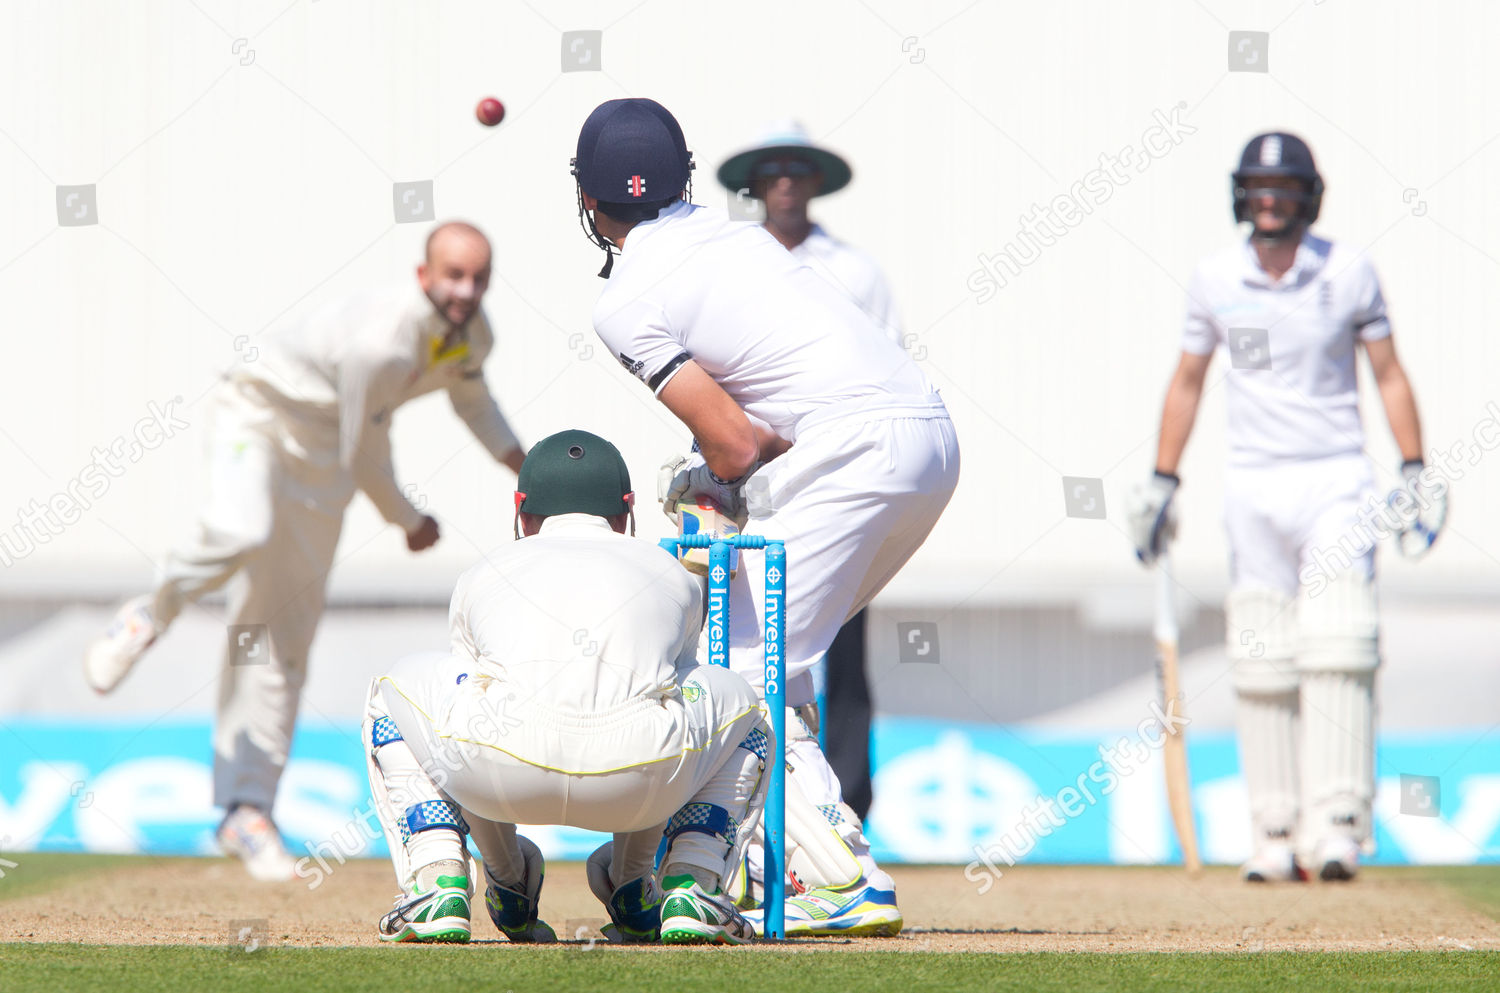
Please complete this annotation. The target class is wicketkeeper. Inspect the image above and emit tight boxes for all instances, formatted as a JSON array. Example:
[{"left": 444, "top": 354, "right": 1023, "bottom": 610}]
[{"left": 365, "top": 430, "right": 773, "bottom": 945}]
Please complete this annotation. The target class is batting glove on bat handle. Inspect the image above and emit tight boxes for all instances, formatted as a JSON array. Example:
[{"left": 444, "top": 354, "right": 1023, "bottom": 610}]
[
  {"left": 658, "top": 456, "right": 758, "bottom": 526},
  {"left": 1127, "top": 471, "right": 1180, "bottom": 567},
  {"left": 658, "top": 454, "right": 704, "bottom": 523}
]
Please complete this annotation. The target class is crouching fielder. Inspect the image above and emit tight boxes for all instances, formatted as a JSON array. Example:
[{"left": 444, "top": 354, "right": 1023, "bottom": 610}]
[{"left": 364, "top": 430, "right": 773, "bottom": 945}]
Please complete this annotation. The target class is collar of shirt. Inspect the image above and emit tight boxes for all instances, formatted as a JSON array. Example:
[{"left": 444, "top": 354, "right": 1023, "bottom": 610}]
[
  {"left": 406, "top": 287, "right": 479, "bottom": 362},
  {"left": 619, "top": 198, "right": 694, "bottom": 255},
  {"left": 1239, "top": 232, "right": 1331, "bottom": 290},
  {"left": 790, "top": 223, "right": 832, "bottom": 257},
  {"left": 535, "top": 513, "right": 618, "bottom": 536}
]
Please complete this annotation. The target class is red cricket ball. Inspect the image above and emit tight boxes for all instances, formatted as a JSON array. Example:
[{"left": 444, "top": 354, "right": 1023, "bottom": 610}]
[{"left": 476, "top": 97, "right": 506, "bottom": 127}]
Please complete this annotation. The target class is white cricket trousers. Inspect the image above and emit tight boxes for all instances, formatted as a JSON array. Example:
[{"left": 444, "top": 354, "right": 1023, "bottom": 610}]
[
  {"left": 729, "top": 393, "right": 960, "bottom": 703},
  {"left": 727, "top": 394, "right": 958, "bottom": 892},
  {"left": 1224, "top": 452, "right": 1377, "bottom": 595},
  {"left": 372, "top": 652, "right": 770, "bottom": 886},
  {"left": 151, "top": 379, "right": 353, "bottom": 812}
]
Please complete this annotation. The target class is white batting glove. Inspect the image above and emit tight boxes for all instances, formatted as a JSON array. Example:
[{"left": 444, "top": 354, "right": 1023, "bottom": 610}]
[
  {"left": 1126, "top": 472, "right": 1180, "bottom": 567},
  {"left": 658, "top": 453, "right": 755, "bottom": 526},
  {"left": 658, "top": 453, "right": 703, "bottom": 523},
  {"left": 1389, "top": 459, "right": 1447, "bottom": 559}
]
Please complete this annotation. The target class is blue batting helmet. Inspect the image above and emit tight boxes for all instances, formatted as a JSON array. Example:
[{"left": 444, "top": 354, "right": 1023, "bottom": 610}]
[
  {"left": 571, "top": 98, "right": 693, "bottom": 205},
  {"left": 1232, "top": 132, "right": 1324, "bottom": 225}
]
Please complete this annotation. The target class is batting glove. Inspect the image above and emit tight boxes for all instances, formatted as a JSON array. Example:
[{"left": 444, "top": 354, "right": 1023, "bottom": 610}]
[
  {"left": 1126, "top": 471, "right": 1180, "bottom": 567},
  {"left": 658, "top": 454, "right": 756, "bottom": 526},
  {"left": 1389, "top": 459, "right": 1448, "bottom": 559}
]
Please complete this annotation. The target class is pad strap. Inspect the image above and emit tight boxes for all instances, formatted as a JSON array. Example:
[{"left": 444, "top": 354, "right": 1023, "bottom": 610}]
[
  {"left": 738, "top": 726, "right": 770, "bottom": 762},
  {"left": 370, "top": 715, "right": 403, "bottom": 747},
  {"left": 400, "top": 799, "right": 468, "bottom": 843},
  {"left": 664, "top": 802, "right": 737, "bottom": 847}
]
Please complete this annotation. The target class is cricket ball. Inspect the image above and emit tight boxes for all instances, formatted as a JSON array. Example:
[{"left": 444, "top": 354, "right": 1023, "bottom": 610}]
[{"left": 475, "top": 97, "right": 506, "bottom": 127}]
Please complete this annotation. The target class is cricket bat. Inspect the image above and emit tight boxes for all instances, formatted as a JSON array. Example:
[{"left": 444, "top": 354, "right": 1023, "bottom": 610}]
[
  {"left": 675, "top": 498, "right": 740, "bottom": 577},
  {"left": 1155, "top": 552, "right": 1202, "bottom": 873}
]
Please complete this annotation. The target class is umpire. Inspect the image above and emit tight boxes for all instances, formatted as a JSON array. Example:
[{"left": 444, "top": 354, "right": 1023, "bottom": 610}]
[{"left": 717, "top": 121, "right": 904, "bottom": 820}]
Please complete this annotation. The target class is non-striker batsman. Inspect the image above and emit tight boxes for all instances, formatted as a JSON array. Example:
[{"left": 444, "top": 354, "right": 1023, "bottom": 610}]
[{"left": 1128, "top": 132, "right": 1446, "bottom": 883}]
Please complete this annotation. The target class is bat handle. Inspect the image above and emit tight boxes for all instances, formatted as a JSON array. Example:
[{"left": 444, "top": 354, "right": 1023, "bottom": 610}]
[{"left": 1153, "top": 551, "right": 1178, "bottom": 644}]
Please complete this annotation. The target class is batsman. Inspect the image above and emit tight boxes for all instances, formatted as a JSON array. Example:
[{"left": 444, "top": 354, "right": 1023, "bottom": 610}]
[
  {"left": 1128, "top": 133, "right": 1446, "bottom": 883},
  {"left": 570, "top": 98, "right": 961, "bottom": 935}
]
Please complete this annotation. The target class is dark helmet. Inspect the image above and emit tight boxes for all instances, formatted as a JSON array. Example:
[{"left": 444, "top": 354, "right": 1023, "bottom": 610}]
[
  {"left": 514, "top": 429, "right": 633, "bottom": 521},
  {"left": 573, "top": 98, "right": 692, "bottom": 203},
  {"left": 570, "top": 99, "right": 695, "bottom": 275},
  {"left": 1231, "top": 132, "right": 1324, "bottom": 227}
]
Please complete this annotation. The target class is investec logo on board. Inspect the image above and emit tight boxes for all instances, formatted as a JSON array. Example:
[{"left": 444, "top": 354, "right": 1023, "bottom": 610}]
[
  {"left": 706, "top": 588, "right": 728, "bottom": 666},
  {"left": 763, "top": 590, "right": 782, "bottom": 694}
]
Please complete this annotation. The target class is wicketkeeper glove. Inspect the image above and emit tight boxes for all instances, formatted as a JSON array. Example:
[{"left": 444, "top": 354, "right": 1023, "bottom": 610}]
[{"left": 1126, "top": 471, "right": 1180, "bottom": 567}]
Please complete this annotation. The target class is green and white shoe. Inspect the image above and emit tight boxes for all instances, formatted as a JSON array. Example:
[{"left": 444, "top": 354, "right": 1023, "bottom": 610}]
[
  {"left": 658, "top": 874, "right": 756, "bottom": 945},
  {"left": 379, "top": 865, "right": 472, "bottom": 943}
]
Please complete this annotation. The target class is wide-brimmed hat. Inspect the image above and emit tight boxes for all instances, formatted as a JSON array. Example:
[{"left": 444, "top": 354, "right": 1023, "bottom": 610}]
[{"left": 716, "top": 120, "right": 852, "bottom": 197}]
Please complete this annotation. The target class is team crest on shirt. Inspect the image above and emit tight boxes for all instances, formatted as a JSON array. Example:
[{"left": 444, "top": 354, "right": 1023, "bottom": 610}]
[
  {"left": 681, "top": 683, "right": 702, "bottom": 702},
  {"left": 618, "top": 352, "right": 645, "bottom": 378},
  {"left": 428, "top": 333, "right": 471, "bottom": 369}
]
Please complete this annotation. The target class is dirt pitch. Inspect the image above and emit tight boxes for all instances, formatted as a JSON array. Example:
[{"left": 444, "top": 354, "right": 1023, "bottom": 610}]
[{"left": 2, "top": 859, "right": 1496, "bottom": 953}]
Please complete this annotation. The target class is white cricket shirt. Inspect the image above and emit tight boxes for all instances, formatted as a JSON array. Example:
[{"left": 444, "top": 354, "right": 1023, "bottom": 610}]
[
  {"left": 1182, "top": 233, "right": 1391, "bottom": 466},
  {"left": 448, "top": 514, "right": 701, "bottom": 711},
  {"left": 234, "top": 287, "right": 520, "bottom": 531},
  {"left": 593, "top": 201, "right": 932, "bottom": 441},
  {"left": 790, "top": 224, "right": 902, "bottom": 345}
]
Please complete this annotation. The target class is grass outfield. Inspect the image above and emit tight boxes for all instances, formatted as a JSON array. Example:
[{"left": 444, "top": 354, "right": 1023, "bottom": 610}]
[
  {"left": 1411, "top": 865, "right": 1500, "bottom": 919},
  {"left": 1, "top": 946, "right": 1497, "bottom": 993}
]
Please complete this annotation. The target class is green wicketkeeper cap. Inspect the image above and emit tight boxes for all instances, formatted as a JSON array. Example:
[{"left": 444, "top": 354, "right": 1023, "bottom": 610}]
[{"left": 514, "top": 429, "right": 634, "bottom": 519}]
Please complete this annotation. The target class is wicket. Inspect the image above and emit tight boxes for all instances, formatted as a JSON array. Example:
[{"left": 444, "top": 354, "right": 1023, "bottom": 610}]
[{"left": 660, "top": 533, "right": 787, "bottom": 940}]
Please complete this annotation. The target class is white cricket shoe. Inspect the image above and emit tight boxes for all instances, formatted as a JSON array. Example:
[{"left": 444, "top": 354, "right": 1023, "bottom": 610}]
[
  {"left": 1240, "top": 842, "right": 1308, "bottom": 883},
  {"left": 745, "top": 876, "right": 904, "bottom": 937},
  {"left": 1314, "top": 835, "right": 1360, "bottom": 882},
  {"left": 83, "top": 595, "right": 159, "bottom": 694},
  {"left": 218, "top": 805, "right": 299, "bottom": 882}
]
